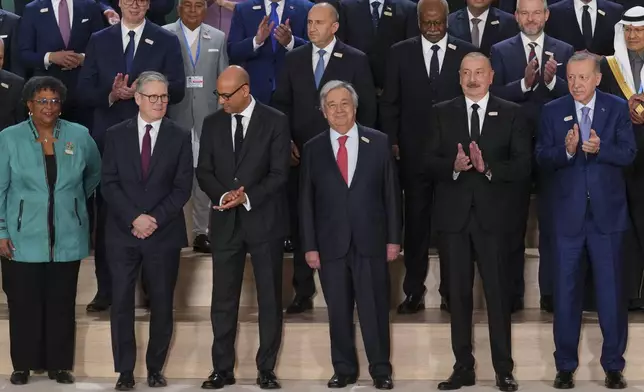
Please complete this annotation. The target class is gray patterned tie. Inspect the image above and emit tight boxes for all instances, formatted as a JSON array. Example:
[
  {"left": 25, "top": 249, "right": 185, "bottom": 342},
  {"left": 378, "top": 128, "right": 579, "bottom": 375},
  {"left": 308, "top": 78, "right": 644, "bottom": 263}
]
[{"left": 471, "top": 17, "right": 481, "bottom": 48}]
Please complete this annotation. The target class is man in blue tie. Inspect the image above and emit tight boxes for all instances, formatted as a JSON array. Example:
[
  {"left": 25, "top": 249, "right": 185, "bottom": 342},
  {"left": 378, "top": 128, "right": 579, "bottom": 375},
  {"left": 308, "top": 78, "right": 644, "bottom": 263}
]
[{"left": 536, "top": 51, "right": 635, "bottom": 390}]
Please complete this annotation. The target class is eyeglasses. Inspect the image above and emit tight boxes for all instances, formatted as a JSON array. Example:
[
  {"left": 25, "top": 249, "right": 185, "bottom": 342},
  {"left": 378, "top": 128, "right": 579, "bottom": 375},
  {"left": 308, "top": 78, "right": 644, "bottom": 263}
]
[
  {"left": 214, "top": 83, "right": 248, "bottom": 101},
  {"left": 122, "top": 0, "right": 150, "bottom": 6},
  {"left": 31, "top": 98, "right": 62, "bottom": 106},
  {"left": 138, "top": 93, "right": 170, "bottom": 103}
]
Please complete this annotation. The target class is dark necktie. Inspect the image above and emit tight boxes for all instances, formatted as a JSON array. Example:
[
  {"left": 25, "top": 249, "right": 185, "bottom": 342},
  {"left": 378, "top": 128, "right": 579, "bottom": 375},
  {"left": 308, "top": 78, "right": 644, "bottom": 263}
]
[
  {"left": 124, "top": 30, "right": 136, "bottom": 75},
  {"left": 58, "top": 0, "right": 71, "bottom": 48},
  {"left": 470, "top": 103, "right": 480, "bottom": 142},
  {"left": 371, "top": 2, "right": 380, "bottom": 31},
  {"left": 528, "top": 42, "right": 539, "bottom": 87},
  {"left": 269, "top": 1, "right": 279, "bottom": 51},
  {"left": 582, "top": 5, "right": 593, "bottom": 49},
  {"left": 141, "top": 124, "right": 152, "bottom": 180},
  {"left": 429, "top": 44, "right": 440, "bottom": 81},
  {"left": 234, "top": 114, "right": 244, "bottom": 161}
]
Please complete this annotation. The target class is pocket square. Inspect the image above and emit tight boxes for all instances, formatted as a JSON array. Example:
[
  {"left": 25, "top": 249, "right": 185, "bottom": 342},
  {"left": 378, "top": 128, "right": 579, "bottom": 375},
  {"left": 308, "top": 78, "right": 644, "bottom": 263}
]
[
  {"left": 82, "top": 18, "right": 89, "bottom": 23},
  {"left": 564, "top": 115, "right": 573, "bottom": 121}
]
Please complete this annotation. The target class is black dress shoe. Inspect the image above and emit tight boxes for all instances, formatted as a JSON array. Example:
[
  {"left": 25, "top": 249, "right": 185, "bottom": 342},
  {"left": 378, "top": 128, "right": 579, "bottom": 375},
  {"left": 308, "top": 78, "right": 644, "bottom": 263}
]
[
  {"left": 510, "top": 298, "right": 524, "bottom": 314},
  {"left": 86, "top": 295, "right": 111, "bottom": 312},
  {"left": 256, "top": 370, "right": 280, "bottom": 389},
  {"left": 605, "top": 371, "right": 627, "bottom": 389},
  {"left": 285, "top": 297, "right": 313, "bottom": 314},
  {"left": 496, "top": 373, "right": 518, "bottom": 392},
  {"left": 147, "top": 371, "right": 168, "bottom": 387},
  {"left": 10, "top": 370, "right": 29, "bottom": 385},
  {"left": 48, "top": 370, "right": 75, "bottom": 384},
  {"left": 437, "top": 369, "right": 476, "bottom": 390},
  {"left": 540, "top": 295, "right": 554, "bottom": 313},
  {"left": 284, "top": 238, "right": 295, "bottom": 253},
  {"left": 201, "top": 371, "right": 236, "bottom": 389},
  {"left": 327, "top": 373, "right": 357, "bottom": 388},
  {"left": 553, "top": 371, "right": 574, "bottom": 389},
  {"left": 373, "top": 375, "right": 394, "bottom": 390},
  {"left": 115, "top": 372, "right": 135, "bottom": 391},
  {"left": 397, "top": 292, "right": 426, "bottom": 314},
  {"left": 193, "top": 234, "right": 212, "bottom": 254}
]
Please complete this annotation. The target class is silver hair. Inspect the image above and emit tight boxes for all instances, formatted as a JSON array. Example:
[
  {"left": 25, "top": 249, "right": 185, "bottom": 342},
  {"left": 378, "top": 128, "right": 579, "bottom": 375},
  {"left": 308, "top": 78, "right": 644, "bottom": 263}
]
[
  {"left": 135, "top": 71, "right": 169, "bottom": 93},
  {"left": 567, "top": 51, "right": 601, "bottom": 73},
  {"left": 179, "top": 0, "right": 207, "bottom": 6},
  {"left": 417, "top": 0, "right": 449, "bottom": 17},
  {"left": 319, "top": 80, "right": 359, "bottom": 109},
  {"left": 516, "top": 0, "right": 548, "bottom": 12},
  {"left": 312, "top": 2, "right": 340, "bottom": 22}
]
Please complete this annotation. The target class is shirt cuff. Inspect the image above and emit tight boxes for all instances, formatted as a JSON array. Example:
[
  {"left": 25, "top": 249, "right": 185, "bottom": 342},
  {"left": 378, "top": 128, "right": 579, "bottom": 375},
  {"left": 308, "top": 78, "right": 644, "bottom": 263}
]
[
  {"left": 546, "top": 76, "right": 557, "bottom": 91},
  {"left": 219, "top": 192, "right": 229, "bottom": 206},
  {"left": 285, "top": 36, "right": 295, "bottom": 51},
  {"left": 521, "top": 78, "right": 530, "bottom": 93},
  {"left": 566, "top": 151, "right": 575, "bottom": 159},
  {"left": 44, "top": 52, "right": 52, "bottom": 69},
  {"left": 253, "top": 38, "right": 264, "bottom": 51},
  {"left": 485, "top": 172, "right": 492, "bottom": 181},
  {"left": 453, "top": 171, "right": 460, "bottom": 180},
  {"left": 243, "top": 195, "right": 251, "bottom": 211}
]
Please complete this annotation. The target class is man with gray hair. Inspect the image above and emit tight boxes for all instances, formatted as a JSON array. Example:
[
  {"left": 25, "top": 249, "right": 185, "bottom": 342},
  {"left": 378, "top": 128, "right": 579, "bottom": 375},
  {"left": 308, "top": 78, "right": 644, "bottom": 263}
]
[
  {"left": 101, "top": 71, "right": 193, "bottom": 390},
  {"left": 299, "top": 80, "right": 401, "bottom": 390},
  {"left": 0, "top": 37, "right": 25, "bottom": 132}
]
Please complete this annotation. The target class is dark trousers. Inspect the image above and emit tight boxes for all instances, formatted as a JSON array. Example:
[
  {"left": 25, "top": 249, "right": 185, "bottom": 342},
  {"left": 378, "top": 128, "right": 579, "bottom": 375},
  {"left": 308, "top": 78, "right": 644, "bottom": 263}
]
[
  {"left": 211, "top": 233, "right": 284, "bottom": 372},
  {"left": 108, "top": 244, "right": 180, "bottom": 373},
  {"left": 553, "top": 209, "right": 627, "bottom": 373},
  {"left": 1, "top": 259, "right": 80, "bottom": 371},
  {"left": 319, "top": 244, "right": 392, "bottom": 378},
  {"left": 90, "top": 189, "right": 111, "bottom": 302},
  {"left": 623, "top": 196, "right": 644, "bottom": 305},
  {"left": 288, "top": 166, "right": 316, "bottom": 299},
  {"left": 442, "top": 213, "right": 513, "bottom": 375},
  {"left": 508, "top": 186, "right": 531, "bottom": 301}
]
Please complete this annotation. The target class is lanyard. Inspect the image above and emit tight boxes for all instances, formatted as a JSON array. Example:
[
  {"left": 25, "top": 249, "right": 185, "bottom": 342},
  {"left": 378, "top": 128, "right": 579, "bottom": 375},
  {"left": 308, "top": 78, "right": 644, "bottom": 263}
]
[{"left": 180, "top": 23, "right": 201, "bottom": 71}]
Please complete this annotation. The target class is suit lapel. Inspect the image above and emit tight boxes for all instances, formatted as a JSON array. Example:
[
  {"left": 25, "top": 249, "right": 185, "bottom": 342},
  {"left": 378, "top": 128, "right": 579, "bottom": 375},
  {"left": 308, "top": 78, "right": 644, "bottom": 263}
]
[
  {"left": 454, "top": 97, "right": 471, "bottom": 146},
  {"left": 564, "top": 1, "right": 584, "bottom": 43},
  {"left": 126, "top": 119, "right": 143, "bottom": 182},
  {"left": 510, "top": 34, "right": 527, "bottom": 70},
  {"left": 412, "top": 37, "right": 431, "bottom": 85},
  {"left": 541, "top": 35, "right": 557, "bottom": 74},
  {"left": 147, "top": 120, "right": 172, "bottom": 179},
  {"left": 250, "top": 0, "right": 267, "bottom": 33},
  {"left": 281, "top": 0, "right": 296, "bottom": 24},
  {"left": 69, "top": 0, "right": 82, "bottom": 46},
  {"left": 480, "top": 8, "right": 500, "bottom": 51},
  {"left": 441, "top": 37, "right": 462, "bottom": 79},
  {"left": 111, "top": 24, "right": 127, "bottom": 73},
  {"left": 350, "top": 127, "right": 369, "bottom": 190},
  {"left": 479, "top": 96, "right": 500, "bottom": 145},
  {"left": 455, "top": 9, "right": 472, "bottom": 42},
  {"left": 44, "top": 0, "right": 66, "bottom": 49},
  {"left": 375, "top": 0, "right": 393, "bottom": 41},
  {"left": 132, "top": 23, "right": 155, "bottom": 76},
  {"left": 594, "top": 0, "right": 609, "bottom": 46},
  {"left": 323, "top": 130, "right": 348, "bottom": 187},
  {"left": 219, "top": 114, "right": 235, "bottom": 168},
  {"left": 236, "top": 104, "right": 263, "bottom": 168},
  {"left": 319, "top": 41, "right": 346, "bottom": 91},
  {"left": 591, "top": 91, "right": 608, "bottom": 140}
]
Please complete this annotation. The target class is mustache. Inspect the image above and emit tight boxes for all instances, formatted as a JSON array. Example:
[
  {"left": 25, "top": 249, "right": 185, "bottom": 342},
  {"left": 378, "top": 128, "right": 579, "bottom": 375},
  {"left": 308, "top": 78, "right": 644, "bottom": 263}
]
[{"left": 466, "top": 82, "right": 481, "bottom": 88}]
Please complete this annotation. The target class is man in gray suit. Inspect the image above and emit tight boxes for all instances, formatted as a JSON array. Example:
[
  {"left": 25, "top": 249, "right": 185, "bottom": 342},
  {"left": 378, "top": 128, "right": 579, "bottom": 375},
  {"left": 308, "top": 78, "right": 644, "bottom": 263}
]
[{"left": 165, "top": 0, "right": 229, "bottom": 254}]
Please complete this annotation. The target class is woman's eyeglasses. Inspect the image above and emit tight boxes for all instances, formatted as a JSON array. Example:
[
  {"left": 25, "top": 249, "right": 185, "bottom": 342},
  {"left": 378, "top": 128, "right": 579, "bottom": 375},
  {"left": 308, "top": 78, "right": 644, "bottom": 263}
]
[{"left": 31, "top": 98, "right": 62, "bottom": 106}]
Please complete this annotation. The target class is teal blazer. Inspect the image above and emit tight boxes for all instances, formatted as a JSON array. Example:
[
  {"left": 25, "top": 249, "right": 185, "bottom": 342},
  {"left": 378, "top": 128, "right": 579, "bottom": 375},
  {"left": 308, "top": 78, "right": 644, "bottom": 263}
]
[{"left": 0, "top": 119, "right": 101, "bottom": 262}]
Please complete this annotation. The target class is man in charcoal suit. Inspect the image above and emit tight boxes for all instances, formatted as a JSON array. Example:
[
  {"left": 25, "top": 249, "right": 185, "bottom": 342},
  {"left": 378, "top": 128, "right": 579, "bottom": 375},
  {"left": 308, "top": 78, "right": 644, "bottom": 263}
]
[
  {"left": 0, "top": 9, "right": 21, "bottom": 76},
  {"left": 0, "top": 37, "right": 24, "bottom": 131}
]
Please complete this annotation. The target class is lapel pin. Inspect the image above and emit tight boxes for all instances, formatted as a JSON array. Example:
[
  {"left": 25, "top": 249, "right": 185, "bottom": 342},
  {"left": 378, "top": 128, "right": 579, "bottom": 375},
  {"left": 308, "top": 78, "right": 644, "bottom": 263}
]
[
  {"left": 82, "top": 18, "right": 89, "bottom": 23},
  {"left": 490, "top": 20, "right": 499, "bottom": 25},
  {"left": 145, "top": 38, "right": 154, "bottom": 45},
  {"left": 252, "top": 5, "right": 261, "bottom": 9},
  {"left": 361, "top": 136, "right": 370, "bottom": 143},
  {"left": 601, "top": 107, "right": 606, "bottom": 112},
  {"left": 598, "top": 9, "right": 606, "bottom": 16},
  {"left": 40, "top": 7, "right": 48, "bottom": 12},
  {"left": 333, "top": 52, "right": 343, "bottom": 58},
  {"left": 386, "top": 5, "right": 392, "bottom": 10},
  {"left": 384, "top": 11, "right": 392, "bottom": 16},
  {"left": 488, "top": 111, "right": 498, "bottom": 116},
  {"left": 290, "top": 5, "right": 294, "bottom": 9},
  {"left": 564, "top": 115, "right": 573, "bottom": 121},
  {"left": 545, "top": 50, "right": 554, "bottom": 56},
  {"left": 1, "top": 83, "right": 8, "bottom": 89},
  {"left": 448, "top": 43, "right": 457, "bottom": 50},
  {"left": 64, "top": 142, "right": 75, "bottom": 155}
]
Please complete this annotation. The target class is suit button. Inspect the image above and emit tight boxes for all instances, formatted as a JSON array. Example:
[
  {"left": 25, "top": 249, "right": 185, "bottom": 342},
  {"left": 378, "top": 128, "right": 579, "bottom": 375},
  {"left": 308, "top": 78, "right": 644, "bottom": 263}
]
[{"left": 233, "top": 177, "right": 239, "bottom": 183}]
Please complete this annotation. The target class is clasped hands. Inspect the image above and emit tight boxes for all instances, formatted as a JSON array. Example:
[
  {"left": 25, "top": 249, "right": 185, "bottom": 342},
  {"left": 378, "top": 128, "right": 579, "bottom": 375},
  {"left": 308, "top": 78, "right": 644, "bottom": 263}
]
[
  {"left": 255, "top": 15, "right": 292, "bottom": 47},
  {"left": 629, "top": 94, "right": 644, "bottom": 125},
  {"left": 110, "top": 73, "right": 138, "bottom": 102},
  {"left": 454, "top": 142, "right": 486, "bottom": 173},
  {"left": 131, "top": 214, "right": 157, "bottom": 239},
  {"left": 214, "top": 186, "right": 248, "bottom": 211},
  {"left": 50, "top": 51, "right": 84, "bottom": 70},
  {"left": 565, "top": 124, "right": 600, "bottom": 156},
  {"left": 304, "top": 244, "right": 401, "bottom": 270}
]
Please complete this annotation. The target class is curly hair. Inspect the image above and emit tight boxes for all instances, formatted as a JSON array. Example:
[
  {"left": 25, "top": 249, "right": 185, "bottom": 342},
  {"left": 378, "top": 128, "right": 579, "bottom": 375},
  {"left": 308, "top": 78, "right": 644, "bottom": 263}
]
[{"left": 21, "top": 76, "right": 68, "bottom": 105}]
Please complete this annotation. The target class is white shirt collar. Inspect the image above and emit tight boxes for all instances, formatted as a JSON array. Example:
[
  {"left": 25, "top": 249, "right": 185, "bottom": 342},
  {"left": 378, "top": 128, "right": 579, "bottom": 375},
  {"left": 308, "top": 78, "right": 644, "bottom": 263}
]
[
  {"left": 234, "top": 96, "right": 257, "bottom": 119},
  {"left": 264, "top": 0, "right": 283, "bottom": 11},
  {"left": 180, "top": 21, "right": 201, "bottom": 35},
  {"left": 574, "top": 91, "right": 597, "bottom": 113},
  {"left": 465, "top": 92, "right": 490, "bottom": 110},
  {"left": 313, "top": 37, "right": 337, "bottom": 55},
  {"left": 467, "top": 7, "right": 489, "bottom": 24},
  {"left": 137, "top": 113, "right": 162, "bottom": 133},
  {"left": 369, "top": 0, "right": 383, "bottom": 7},
  {"left": 574, "top": 0, "right": 597, "bottom": 13},
  {"left": 520, "top": 31, "right": 545, "bottom": 49},
  {"left": 330, "top": 122, "right": 359, "bottom": 141},
  {"left": 421, "top": 33, "right": 448, "bottom": 54},
  {"left": 121, "top": 20, "right": 146, "bottom": 41}
]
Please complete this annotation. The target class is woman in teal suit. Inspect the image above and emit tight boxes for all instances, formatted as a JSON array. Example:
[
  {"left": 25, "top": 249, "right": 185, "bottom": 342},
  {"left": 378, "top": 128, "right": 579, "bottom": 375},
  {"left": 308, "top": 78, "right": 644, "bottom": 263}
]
[{"left": 0, "top": 76, "right": 101, "bottom": 385}]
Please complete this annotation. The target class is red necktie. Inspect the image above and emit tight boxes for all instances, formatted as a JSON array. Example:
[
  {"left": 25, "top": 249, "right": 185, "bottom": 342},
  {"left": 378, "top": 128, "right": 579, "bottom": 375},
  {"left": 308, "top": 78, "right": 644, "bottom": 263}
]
[
  {"left": 337, "top": 135, "right": 349, "bottom": 184},
  {"left": 141, "top": 124, "right": 152, "bottom": 180}
]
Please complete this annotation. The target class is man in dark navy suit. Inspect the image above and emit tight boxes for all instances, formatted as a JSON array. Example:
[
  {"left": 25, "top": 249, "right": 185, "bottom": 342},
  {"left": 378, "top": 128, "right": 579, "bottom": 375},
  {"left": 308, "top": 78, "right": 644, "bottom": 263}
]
[
  {"left": 546, "top": 0, "right": 623, "bottom": 56},
  {"left": 77, "top": 0, "right": 185, "bottom": 314},
  {"left": 0, "top": 9, "right": 21, "bottom": 76},
  {"left": 0, "top": 38, "right": 24, "bottom": 131},
  {"left": 489, "top": 0, "right": 574, "bottom": 313},
  {"left": 447, "top": 0, "right": 518, "bottom": 56},
  {"left": 227, "top": 0, "right": 312, "bottom": 104},
  {"left": 535, "top": 52, "right": 634, "bottom": 390},
  {"left": 98, "top": 0, "right": 172, "bottom": 25},
  {"left": 299, "top": 80, "right": 401, "bottom": 390}
]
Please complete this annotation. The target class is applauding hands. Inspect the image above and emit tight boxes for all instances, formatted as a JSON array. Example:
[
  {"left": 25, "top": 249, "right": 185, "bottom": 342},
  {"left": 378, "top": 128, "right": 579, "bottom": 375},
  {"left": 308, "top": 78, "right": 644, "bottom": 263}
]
[{"left": 453, "top": 142, "right": 487, "bottom": 174}]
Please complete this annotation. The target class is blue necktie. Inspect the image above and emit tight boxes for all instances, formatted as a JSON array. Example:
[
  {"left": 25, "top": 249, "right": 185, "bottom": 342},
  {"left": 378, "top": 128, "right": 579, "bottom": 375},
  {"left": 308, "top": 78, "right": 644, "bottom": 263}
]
[
  {"left": 314, "top": 49, "right": 326, "bottom": 88},
  {"left": 269, "top": 2, "right": 280, "bottom": 52},
  {"left": 371, "top": 1, "right": 380, "bottom": 31},
  {"left": 580, "top": 106, "right": 591, "bottom": 142},
  {"left": 124, "top": 30, "right": 136, "bottom": 75}
]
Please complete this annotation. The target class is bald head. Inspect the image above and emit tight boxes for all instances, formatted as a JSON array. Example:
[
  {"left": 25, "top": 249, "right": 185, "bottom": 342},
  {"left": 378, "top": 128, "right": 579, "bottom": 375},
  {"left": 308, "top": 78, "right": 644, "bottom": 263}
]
[
  {"left": 219, "top": 65, "right": 250, "bottom": 86},
  {"left": 308, "top": 2, "right": 339, "bottom": 47},
  {"left": 216, "top": 65, "right": 252, "bottom": 114},
  {"left": 310, "top": 2, "right": 339, "bottom": 22}
]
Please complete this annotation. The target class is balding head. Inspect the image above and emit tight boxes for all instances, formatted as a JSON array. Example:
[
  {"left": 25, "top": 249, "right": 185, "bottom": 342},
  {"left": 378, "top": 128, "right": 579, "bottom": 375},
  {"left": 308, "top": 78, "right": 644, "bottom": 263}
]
[
  {"left": 308, "top": 3, "right": 339, "bottom": 47},
  {"left": 216, "top": 65, "right": 252, "bottom": 114},
  {"left": 417, "top": 0, "right": 448, "bottom": 43}
]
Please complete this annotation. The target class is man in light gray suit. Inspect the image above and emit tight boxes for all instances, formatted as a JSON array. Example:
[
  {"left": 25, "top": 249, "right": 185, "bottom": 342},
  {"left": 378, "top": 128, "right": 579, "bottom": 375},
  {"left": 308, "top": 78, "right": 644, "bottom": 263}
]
[{"left": 165, "top": 0, "right": 229, "bottom": 254}]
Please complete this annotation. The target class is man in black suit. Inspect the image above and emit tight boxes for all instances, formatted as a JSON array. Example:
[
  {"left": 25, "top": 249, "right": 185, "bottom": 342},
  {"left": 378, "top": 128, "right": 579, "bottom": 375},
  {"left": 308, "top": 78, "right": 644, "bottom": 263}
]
[
  {"left": 546, "top": 0, "right": 623, "bottom": 56},
  {"left": 429, "top": 52, "right": 530, "bottom": 391},
  {"left": 299, "top": 80, "right": 401, "bottom": 390},
  {"left": 447, "top": 0, "right": 518, "bottom": 56},
  {"left": 0, "top": 38, "right": 24, "bottom": 131},
  {"left": 197, "top": 66, "right": 290, "bottom": 390},
  {"left": 101, "top": 71, "right": 193, "bottom": 391},
  {"left": 272, "top": 2, "right": 377, "bottom": 314},
  {"left": 336, "top": 0, "right": 418, "bottom": 94},
  {"left": 380, "top": 0, "right": 477, "bottom": 314},
  {"left": 0, "top": 9, "right": 21, "bottom": 76}
]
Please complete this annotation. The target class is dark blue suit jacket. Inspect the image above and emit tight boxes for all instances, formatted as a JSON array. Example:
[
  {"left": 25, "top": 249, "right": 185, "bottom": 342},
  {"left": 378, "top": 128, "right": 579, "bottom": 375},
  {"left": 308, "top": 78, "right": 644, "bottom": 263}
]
[
  {"left": 18, "top": 0, "right": 104, "bottom": 104},
  {"left": 447, "top": 6, "right": 518, "bottom": 56},
  {"left": 77, "top": 21, "right": 186, "bottom": 150},
  {"left": 535, "top": 91, "right": 636, "bottom": 236},
  {"left": 0, "top": 10, "right": 23, "bottom": 77},
  {"left": 490, "top": 33, "right": 574, "bottom": 125},
  {"left": 546, "top": 0, "right": 623, "bottom": 56},
  {"left": 227, "top": 0, "right": 312, "bottom": 104}
]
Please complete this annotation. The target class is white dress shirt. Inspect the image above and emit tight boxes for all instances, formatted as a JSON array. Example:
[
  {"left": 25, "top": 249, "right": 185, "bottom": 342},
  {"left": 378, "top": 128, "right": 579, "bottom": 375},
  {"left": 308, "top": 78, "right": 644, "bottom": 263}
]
[
  {"left": 330, "top": 124, "right": 359, "bottom": 186},
  {"left": 369, "top": 0, "right": 383, "bottom": 17},
  {"left": 312, "top": 37, "right": 337, "bottom": 74},
  {"left": 574, "top": 0, "right": 597, "bottom": 36},
  {"left": 252, "top": 0, "right": 295, "bottom": 51},
  {"left": 519, "top": 32, "right": 557, "bottom": 93},
  {"left": 468, "top": 7, "right": 489, "bottom": 48},
  {"left": 44, "top": 0, "right": 75, "bottom": 67},
  {"left": 454, "top": 93, "right": 492, "bottom": 180},
  {"left": 122, "top": 20, "right": 146, "bottom": 55},
  {"left": 218, "top": 97, "right": 257, "bottom": 210},
  {"left": 181, "top": 21, "right": 201, "bottom": 46},
  {"left": 567, "top": 92, "right": 596, "bottom": 159},
  {"left": 137, "top": 114, "right": 162, "bottom": 153},
  {"left": 421, "top": 33, "right": 447, "bottom": 75}
]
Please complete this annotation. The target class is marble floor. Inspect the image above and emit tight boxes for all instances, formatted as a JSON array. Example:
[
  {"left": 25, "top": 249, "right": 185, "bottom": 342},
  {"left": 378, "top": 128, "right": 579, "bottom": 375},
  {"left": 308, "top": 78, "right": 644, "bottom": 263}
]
[{"left": 2, "top": 378, "right": 644, "bottom": 392}]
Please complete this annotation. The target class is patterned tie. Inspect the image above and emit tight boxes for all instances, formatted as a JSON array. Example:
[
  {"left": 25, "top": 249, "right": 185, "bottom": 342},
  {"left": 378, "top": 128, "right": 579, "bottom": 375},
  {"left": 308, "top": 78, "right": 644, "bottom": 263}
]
[
  {"left": 371, "top": 1, "right": 380, "bottom": 31},
  {"left": 528, "top": 42, "right": 539, "bottom": 87},
  {"left": 141, "top": 124, "right": 152, "bottom": 180},
  {"left": 471, "top": 17, "right": 481, "bottom": 48},
  {"left": 337, "top": 135, "right": 349, "bottom": 184},
  {"left": 58, "top": 0, "right": 71, "bottom": 48},
  {"left": 314, "top": 49, "right": 326, "bottom": 88},
  {"left": 429, "top": 44, "right": 439, "bottom": 81},
  {"left": 269, "top": 1, "right": 280, "bottom": 52},
  {"left": 124, "top": 31, "right": 136, "bottom": 75},
  {"left": 234, "top": 114, "right": 244, "bottom": 162},
  {"left": 580, "top": 106, "right": 591, "bottom": 142}
]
